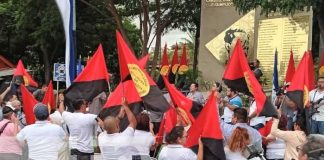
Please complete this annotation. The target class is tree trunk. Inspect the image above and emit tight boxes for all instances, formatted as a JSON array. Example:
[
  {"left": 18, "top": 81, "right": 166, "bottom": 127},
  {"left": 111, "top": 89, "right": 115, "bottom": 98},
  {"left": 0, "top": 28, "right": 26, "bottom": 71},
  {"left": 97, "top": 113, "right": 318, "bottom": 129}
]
[
  {"left": 150, "top": 0, "right": 162, "bottom": 78},
  {"left": 193, "top": 30, "right": 200, "bottom": 72},
  {"left": 105, "top": 0, "right": 135, "bottom": 53},
  {"left": 40, "top": 45, "right": 51, "bottom": 84},
  {"left": 141, "top": 0, "right": 149, "bottom": 56}
]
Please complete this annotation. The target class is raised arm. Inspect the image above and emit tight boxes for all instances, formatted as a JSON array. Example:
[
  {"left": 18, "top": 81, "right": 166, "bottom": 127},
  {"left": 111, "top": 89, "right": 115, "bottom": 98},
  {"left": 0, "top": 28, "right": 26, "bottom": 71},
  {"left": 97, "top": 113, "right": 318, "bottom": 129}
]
[{"left": 122, "top": 98, "right": 137, "bottom": 129}]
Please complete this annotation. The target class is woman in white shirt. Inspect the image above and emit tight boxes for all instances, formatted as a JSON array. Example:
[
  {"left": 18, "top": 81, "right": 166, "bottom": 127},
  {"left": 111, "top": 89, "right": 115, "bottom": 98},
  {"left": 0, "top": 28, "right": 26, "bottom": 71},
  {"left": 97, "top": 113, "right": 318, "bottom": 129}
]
[
  {"left": 158, "top": 126, "right": 203, "bottom": 160},
  {"left": 131, "top": 112, "right": 155, "bottom": 157}
]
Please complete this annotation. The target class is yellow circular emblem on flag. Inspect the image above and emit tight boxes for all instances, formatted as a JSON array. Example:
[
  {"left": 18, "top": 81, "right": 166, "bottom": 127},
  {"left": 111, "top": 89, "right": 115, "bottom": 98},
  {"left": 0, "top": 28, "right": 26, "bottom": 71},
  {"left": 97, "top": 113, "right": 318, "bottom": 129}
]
[
  {"left": 23, "top": 76, "right": 29, "bottom": 86},
  {"left": 160, "top": 66, "right": 170, "bottom": 76},
  {"left": 128, "top": 64, "right": 150, "bottom": 97},
  {"left": 243, "top": 72, "right": 254, "bottom": 94},
  {"left": 178, "top": 65, "right": 189, "bottom": 75},
  {"left": 172, "top": 64, "right": 180, "bottom": 74},
  {"left": 319, "top": 66, "right": 324, "bottom": 78}
]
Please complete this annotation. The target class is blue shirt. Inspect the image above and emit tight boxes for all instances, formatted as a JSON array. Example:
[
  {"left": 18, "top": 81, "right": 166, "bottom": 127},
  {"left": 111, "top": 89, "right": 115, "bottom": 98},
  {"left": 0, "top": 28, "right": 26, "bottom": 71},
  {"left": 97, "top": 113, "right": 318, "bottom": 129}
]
[{"left": 229, "top": 96, "right": 242, "bottom": 108}]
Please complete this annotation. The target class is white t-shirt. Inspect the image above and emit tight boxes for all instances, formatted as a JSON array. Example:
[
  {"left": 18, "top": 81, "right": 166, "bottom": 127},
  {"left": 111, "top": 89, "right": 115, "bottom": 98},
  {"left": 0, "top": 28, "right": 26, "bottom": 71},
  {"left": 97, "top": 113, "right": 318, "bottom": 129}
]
[
  {"left": 266, "top": 137, "right": 285, "bottom": 159},
  {"left": 309, "top": 89, "right": 324, "bottom": 121},
  {"left": 158, "top": 144, "right": 197, "bottom": 160},
  {"left": 16, "top": 121, "right": 66, "bottom": 160},
  {"left": 98, "top": 127, "right": 135, "bottom": 160},
  {"left": 131, "top": 130, "right": 155, "bottom": 156},
  {"left": 62, "top": 111, "right": 97, "bottom": 153},
  {"left": 249, "top": 101, "right": 266, "bottom": 127},
  {"left": 50, "top": 110, "right": 64, "bottom": 127}
]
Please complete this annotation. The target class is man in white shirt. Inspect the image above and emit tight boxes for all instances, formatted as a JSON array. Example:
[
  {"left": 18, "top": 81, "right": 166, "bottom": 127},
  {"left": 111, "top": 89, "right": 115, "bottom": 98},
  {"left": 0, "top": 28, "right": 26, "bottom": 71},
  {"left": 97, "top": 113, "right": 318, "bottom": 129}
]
[
  {"left": 187, "top": 82, "right": 205, "bottom": 105},
  {"left": 98, "top": 99, "right": 137, "bottom": 160},
  {"left": 59, "top": 98, "right": 98, "bottom": 160},
  {"left": 308, "top": 77, "right": 324, "bottom": 134},
  {"left": 248, "top": 96, "right": 266, "bottom": 130},
  {"left": 16, "top": 103, "right": 66, "bottom": 160},
  {"left": 221, "top": 88, "right": 243, "bottom": 123}
]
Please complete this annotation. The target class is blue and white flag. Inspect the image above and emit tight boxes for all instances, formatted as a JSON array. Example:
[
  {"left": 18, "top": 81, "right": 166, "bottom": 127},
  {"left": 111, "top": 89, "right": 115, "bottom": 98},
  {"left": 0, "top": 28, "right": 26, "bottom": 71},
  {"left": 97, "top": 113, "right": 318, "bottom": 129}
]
[
  {"left": 272, "top": 49, "right": 279, "bottom": 104},
  {"left": 55, "top": 0, "right": 76, "bottom": 87}
]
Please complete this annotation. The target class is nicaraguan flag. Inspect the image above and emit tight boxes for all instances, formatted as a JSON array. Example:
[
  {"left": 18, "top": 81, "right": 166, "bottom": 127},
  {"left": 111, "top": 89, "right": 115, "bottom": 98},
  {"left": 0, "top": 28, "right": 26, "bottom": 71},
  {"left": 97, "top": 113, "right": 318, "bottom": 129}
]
[
  {"left": 272, "top": 49, "right": 279, "bottom": 104},
  {"left": 55, "top": 0, "right": 76, "bottom": 87}
]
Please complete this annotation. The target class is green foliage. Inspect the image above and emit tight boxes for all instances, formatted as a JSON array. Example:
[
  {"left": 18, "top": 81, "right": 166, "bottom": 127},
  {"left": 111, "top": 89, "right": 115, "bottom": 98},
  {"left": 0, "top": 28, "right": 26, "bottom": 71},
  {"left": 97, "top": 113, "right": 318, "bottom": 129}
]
[
  {"left": 232, "top": 0, "right": 321, "bottom": 15},
  {"left": 0, "top": 0, "right": 141, "bottom": 87}
]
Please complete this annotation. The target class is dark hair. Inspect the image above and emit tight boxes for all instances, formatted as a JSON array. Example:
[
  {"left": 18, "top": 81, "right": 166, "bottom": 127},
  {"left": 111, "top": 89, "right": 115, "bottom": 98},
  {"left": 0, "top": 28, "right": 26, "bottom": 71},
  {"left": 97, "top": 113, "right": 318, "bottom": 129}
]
[
  {"left": 278, "top": 115, "right": 288, "bottom": 130},
  {"left": 229, "top": 87, "right": 238, "bottom": 94},
  {"left": 136, "top": 112, "right": 150, "bottom": 132},
  {"left": 215, "top": 82, "right": 223, "bottom": 92},
  {"left": 233, "top": 108, "right": 248, "bottom": 123},
  {"left": 295, "top": 116, "right": 307, "bottom": 135},
  {"left": 73, "top": 99, "right": 87, "bottom": 111},
  {"left": 165, "top": 126, "right": 185, "bottom": 144},
  {"left": 41, "top": 84, "right": 47, "bottom": 88},
  {"left": 34, "top": 105, "right": 49, "bottom": 121},
  {"left": 191, "top": 82, "right": 198, "bottom": 88}
]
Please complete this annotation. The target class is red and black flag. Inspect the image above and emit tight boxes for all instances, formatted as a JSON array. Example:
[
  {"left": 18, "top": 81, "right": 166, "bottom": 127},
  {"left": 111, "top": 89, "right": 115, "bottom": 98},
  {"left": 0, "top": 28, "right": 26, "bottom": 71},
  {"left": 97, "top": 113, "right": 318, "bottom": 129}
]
[
  {"left": 116, "top": 31, "right": 169, "bottom": 113},
  {"left": 223, "top": 39, "right": 277, "bottom": 117},
  {"left": 286, "top": 51, "right": 315, "bottom": 109},
  {"left": 64, "top": 44, "right": 109, "bottom": 112},
  {"left": 285, "top": 50, "right": 296, "bottom": 85},
  {"left": 13, "top": 60, "right": 38, "bottom": 87},
  {"left": 168, "top": 43, "right": 179, "bottom": 83},
  {"left": 99, "top": 55, "right": 151, "bottom": 131},
  {"left": 42, "top": 80, "right": 56, "bottom": 113},
  {"left": 178, "top": 44, "right": 189, "bottom": 75},
  {"left": 20, "top": 84, "right": 38, "bottom": 125},
  {"left": 177, "top": 44, "right": 189, "bottom": 88},
  {"left": 185, "top": 91, "right": 226, "bottom": 160},
  {"left": 162, "top": 76, "right": 202, "bottom": 123},
  {"left": 157, "top": 44, "right": 170, "bottom": 89},
  {"left": 156, "top": 106, "right": 177, "bottom": 144}
]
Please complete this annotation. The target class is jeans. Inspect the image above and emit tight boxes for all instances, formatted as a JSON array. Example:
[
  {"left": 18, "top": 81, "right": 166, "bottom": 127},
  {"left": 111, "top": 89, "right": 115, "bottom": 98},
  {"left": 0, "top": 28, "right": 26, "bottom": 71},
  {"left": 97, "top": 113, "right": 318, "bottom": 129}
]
[{"left": 310, "top": 119, "right": 324, "bottom": 134}]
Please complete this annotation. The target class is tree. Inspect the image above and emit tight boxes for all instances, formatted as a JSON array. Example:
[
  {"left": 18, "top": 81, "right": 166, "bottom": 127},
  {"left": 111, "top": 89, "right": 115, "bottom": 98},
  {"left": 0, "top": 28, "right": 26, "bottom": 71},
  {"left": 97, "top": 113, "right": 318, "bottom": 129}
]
[
  {"left": 0, "top": 0, "right": 141, "bottom": 87},
  {"left": 233, "top": 0, "right": 324, "bottom": 56}
]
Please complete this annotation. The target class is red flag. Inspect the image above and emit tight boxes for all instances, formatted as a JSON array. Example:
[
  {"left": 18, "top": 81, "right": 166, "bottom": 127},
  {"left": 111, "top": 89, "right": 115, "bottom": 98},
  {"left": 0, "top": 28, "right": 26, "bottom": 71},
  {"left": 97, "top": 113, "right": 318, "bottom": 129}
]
[
  {"left": 160, "top": 43, "right": 170, "bottom": 76},
  {"left": 42, "top": 81, "right": 55, "bottom": 113},
  {"left": 116, "top": 31, "right": 169, "bottom": 113},
  {"left": 223, "top": 39, "right": 277, "bottom": 117},
  {"left": 287, "top": 51, "right": 315, "bottom": 108},
  {"left": 285, "top": 50, "right": 296, "bottom": 84},
  {"left": 178, "top": 44, "right": 189, "bottom": 75},
  {"left": 156, "top": 106, "right": 177, "bottom": 144},
  {"left": 168, "top": 43, "right": 179, "bottom": 83},
  {"left": 64, "top": 44, "right": 109, "bottom": 112},
  {"left": 20, "top": 85, "right": 38, "bottom": 125},
  {"left": 13, "top": 60, "right": 38, "bottom": 87},
  {"left": 185, "top": 91, "right": 226, "bottom": 160},
  {"left": 162, "top": 76, "right": 202, "bottom": 123},
  {"left": 103, "top": 55, "right": 150, "bottom": 108},
  {"left": 171, "top": 43, "right": 179, "bottom": 74}
]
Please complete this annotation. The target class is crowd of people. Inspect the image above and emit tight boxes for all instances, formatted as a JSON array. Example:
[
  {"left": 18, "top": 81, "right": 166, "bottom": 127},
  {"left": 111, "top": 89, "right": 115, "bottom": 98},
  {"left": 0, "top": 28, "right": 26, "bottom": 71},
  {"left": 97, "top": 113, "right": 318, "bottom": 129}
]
[{"left": 0, "top": 65, "right": 324, "bottom": 160}]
